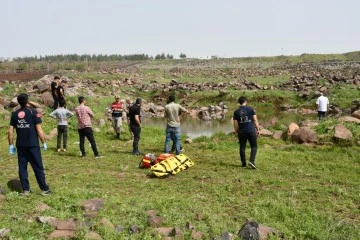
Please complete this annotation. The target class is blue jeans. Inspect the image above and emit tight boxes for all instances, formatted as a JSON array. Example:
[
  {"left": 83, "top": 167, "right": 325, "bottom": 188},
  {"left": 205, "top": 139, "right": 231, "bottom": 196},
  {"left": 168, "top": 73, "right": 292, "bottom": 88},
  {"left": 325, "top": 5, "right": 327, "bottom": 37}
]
[{"left": 164, "top": 126, "right": 181, "bottom": 155}]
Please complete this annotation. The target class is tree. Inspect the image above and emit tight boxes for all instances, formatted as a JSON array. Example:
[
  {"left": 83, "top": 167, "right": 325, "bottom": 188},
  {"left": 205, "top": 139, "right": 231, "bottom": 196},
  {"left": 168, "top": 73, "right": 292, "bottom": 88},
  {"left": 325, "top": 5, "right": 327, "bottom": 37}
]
[{"left": 179, "top": 53, "right": 187, "bottom": 59}]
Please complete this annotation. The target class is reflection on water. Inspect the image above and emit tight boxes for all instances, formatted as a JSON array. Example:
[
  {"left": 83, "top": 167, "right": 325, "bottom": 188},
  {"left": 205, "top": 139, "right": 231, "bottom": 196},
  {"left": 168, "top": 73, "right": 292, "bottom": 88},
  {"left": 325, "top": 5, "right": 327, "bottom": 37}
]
[
  {"left": 143, "top": 117, "right": 234, "bottom": 139},
  {"left": 143, "top": 108, "right": 318, "bottom": 139}
]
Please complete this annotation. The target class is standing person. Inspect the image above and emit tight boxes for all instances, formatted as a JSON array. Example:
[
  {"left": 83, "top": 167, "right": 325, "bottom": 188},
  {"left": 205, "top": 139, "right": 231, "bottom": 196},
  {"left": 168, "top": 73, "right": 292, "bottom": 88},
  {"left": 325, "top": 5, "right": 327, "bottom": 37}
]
[
  {"left": 75, "top": 96, "right": 102, "bottom": 158},
  {"left": 50, "top": 99, "right": 74, "bottom": 152},
  {"left": 164, "top": 95, "right": 189, "bottom": 155},
  {"left": 316, "top": 92, "right": 329, "bottom": 120},
  {"left": 8, "top": 93, "right": 51, "bottom": 196},
  {"left": 233, "top": 96, "right": 260, "bottom": 169},
  {"left": 128, "top": 98, "right": 142, "bottom": 155},
  {"left": 56, "top": 80, "right": 67, "bottom": 106},
  {"left": 51, "top": 76, "right": 60, "bottom": 109},
  {"left": 123, "top": 97, "right": 134, "bottom": 140},
  {"left": 110, "top": 96, "right": 125, "bottom": 139}
]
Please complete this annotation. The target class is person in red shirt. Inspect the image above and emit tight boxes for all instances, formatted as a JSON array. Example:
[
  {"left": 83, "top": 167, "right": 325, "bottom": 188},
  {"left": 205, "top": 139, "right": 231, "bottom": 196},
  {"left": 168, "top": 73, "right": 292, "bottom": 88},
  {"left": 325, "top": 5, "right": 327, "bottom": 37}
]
[{"left": 110, "top": 96, "right": 126, "bottom": 139}]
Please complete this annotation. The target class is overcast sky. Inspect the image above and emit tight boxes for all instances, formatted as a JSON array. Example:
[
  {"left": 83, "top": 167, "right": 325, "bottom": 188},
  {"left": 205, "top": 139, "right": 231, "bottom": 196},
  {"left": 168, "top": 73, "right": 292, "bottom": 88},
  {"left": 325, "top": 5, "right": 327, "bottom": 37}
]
[{"left": 1, "top": 0, "right": 359, "bottom": 58}]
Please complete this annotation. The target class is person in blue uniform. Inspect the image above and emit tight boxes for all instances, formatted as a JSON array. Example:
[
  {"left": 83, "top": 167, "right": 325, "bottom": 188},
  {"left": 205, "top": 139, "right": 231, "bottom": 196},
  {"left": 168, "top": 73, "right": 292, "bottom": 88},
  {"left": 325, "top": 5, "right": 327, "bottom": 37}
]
[{"left": 8, "top": 94, "right": 51, "bottom": 196}]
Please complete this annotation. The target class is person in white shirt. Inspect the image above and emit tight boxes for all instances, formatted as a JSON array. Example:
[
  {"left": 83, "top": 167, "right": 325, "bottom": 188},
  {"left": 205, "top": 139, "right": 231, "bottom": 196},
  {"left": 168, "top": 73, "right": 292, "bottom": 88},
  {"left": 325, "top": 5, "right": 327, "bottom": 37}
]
[{"left": 316, "top": 93, "right": 329, "bottom": 120}]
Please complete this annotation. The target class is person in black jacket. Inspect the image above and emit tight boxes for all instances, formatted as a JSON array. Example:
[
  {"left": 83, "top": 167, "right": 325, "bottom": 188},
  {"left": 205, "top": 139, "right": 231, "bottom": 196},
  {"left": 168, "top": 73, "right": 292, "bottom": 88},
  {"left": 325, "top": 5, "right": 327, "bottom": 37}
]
[{"left": 51, "top": 76, "right": 60, "bottom": 109}]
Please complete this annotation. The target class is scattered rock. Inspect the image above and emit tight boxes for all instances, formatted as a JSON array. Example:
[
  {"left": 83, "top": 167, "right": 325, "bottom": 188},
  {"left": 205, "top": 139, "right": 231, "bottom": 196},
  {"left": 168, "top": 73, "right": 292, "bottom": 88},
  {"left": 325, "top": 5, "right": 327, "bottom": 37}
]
[
  {"left": 219, "top": 231, "right": 235, "bottom": 240},
  {"left": 291, "top": 127, "right": 317, "bottom": 144},
  {"left": 272, "top": 131, "right": 284, "bottom": 140},
  {"left": 85, "top": 231, "right": 103, "bottom": 240},
  {"left": 36, "top": 202, "right": 52, "bottom": 212},
  {"left": 148, "top": 216, "right": 164, "bottom": 227},
  {"left": 0, "top": 228, "right": 11, "bottom": 238},
  {"left": 7, "top": 179, "right": 23, "bottom": 193},
  {"left": 238, "top": 221, "right": 260, "bottom": 240},
  {"left": 80, "top": 198, "right": 106, "bottom": 213},
  {"left": 115, "top": 225, "right": 124, "bottom": 233},
  {"left": 185, "top": 138, "right": 193, "bottom": 144},
  {"left": 351, "top": 109, "right": 360, "bottom": 119},
  {"left": 145, "top": 210, "right": 158, "bottom": 217},
  {"left": 259, "top": 128, "right": 273, "bottom": 137},
  {"left": 129, "top": 224, "right": 140, "bottom": 234},
  {"left": 151, "top": 227, "right": 173, "bottom": 237},
  {"left": 191, "top": 229, "right": 204, "bottom": 239},
  {"left": 49, "top": 230, "right": 75, "bottom": 239},
  {"left": 37, "top": 216, "right": 58, "bottom": 226},
  {"left": 100, "top": 217, "right": 115, "bottom": 230},
  {"left": 287, "top": 123, "right": 300, "bottom": 137},
  {"left": 40, "top": 92, "right": 54, "bottom": 107},
  {"left": 54, "top": 218, "right": 78, "bottom": 230},
  {"left": 333, "top": 124, "right": 352, "bottom": 141},
  {"left": 338, "top": 116, "right": 360, "bottom": 124},
  {"left": 45, "top": 128, "right": 58, "bottom": 141},
  {"left": 185, "top": 222, "right": 195, "bottom": 230},
  {"left": 170, "top": 227, "right": 183, "bottom": 237}
]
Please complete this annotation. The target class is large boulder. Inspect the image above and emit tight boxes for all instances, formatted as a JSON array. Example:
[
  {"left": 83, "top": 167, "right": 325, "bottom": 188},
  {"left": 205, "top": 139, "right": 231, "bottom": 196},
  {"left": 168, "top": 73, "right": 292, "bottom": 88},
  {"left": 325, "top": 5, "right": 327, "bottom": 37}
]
[
  {"left": 41, "top": 92, "right": 54, "bottom": 107},
  {"left": 291, "top": 127, "right": 317, "bottom": 144},
  {"left": 351, "top": 110, "right": 360, "bottom": 119},
  {"left": 287, "top": 123, "right": 299, "bottom": 137},
  {"left": 333, "top": 124, "right": 352, "bottom": 141},
  {"left": 338, "top": 116, "right": 360, "bottom": 124}
]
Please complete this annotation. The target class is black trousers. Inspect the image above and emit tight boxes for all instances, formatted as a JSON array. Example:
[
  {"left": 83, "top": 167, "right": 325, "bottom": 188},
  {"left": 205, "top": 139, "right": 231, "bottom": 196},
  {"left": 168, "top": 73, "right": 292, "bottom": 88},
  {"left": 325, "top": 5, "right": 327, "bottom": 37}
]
[
  {"left": 78, "top": 127, "right": 99, "bottom": 156},
  {"left": 238, "top": 131, "right": 257, "bottom": 166},
  {"left": 17, "top": 146, "right": 49, "bottom": 191},
  {"left": 52, "top": 94, "right": 58, "bottom": 109},
  {"left": 318, "top": 111, "right": 326, "bottom": 120},
  {"left": 57, "top": 125, "right": 68, "bottom": 149},
  {"left": 130, "top": 125, "right": 141, "bottom": 152}
]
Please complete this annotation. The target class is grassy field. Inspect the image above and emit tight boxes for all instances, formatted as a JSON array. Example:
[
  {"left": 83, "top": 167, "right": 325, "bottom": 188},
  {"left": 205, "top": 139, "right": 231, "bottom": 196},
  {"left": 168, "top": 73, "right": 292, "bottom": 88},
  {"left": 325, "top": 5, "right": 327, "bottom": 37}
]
[
  {"left": 0, "top": 102, "right": 359, "bottom": 239},
  {"left": 0, "top": 57, "right": 360, "bottom": 239}
]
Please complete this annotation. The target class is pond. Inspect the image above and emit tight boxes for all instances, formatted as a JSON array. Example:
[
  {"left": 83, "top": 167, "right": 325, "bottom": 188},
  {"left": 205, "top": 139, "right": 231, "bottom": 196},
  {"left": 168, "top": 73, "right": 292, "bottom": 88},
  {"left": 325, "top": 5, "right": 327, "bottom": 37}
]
[{"left": 143, "top": 107, "right": 318, "bottom": 139}]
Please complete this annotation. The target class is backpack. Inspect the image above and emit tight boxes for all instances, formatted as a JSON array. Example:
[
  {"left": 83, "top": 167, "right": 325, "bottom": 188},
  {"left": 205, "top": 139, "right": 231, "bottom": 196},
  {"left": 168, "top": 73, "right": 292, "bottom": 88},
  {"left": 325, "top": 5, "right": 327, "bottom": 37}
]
[{"left": 139, "top": 153, "right": 174, "bottom": 168}]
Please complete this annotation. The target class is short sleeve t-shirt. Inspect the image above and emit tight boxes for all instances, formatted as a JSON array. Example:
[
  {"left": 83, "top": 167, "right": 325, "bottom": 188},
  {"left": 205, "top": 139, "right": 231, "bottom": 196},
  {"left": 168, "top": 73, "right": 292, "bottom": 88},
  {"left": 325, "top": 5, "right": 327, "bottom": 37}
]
[
  {"left": 233, "top": 106, "right": 256, "bottom": 133},
  {"left": 129, "top": 104, "right": 141, "bottom": 126},
  {"left": 316, "top": 96, "right": 329, "bottom": 112},
  {"left": 164, "top": 102, "right": 186, "bottom": 127},
  {"left": 10, "top": 107, "right": 42, "bottom": 147}
]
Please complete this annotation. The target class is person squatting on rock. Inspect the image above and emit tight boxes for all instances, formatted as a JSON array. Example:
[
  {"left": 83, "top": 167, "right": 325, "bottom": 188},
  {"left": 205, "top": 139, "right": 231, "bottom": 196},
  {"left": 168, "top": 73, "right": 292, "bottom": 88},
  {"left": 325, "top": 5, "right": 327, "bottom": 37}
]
[
  {"left": 75, "top": 96, "right": 102, "bottom": 158},
  {"left": 110, "top": 95, "right": 126, "bottom": 139},
  {"left": 128, "top": 98, "right": 142, "bottom": 155},
  {"left": 164, "top": 95, "right": 189, "bottom": 155},
  {"left": 233, "top": 96, "right": 260, "bottom": 169},
  {"left": 8, "top": 93, "right": 51, "bottom": 196},
  {"left": 51, "top": 76, "right": 60, "bottom": 109},
  {"left": 50, "top": 98, "right": 74, "bottom": 152},
  {"left": 316, "top": 92, "right": 329, "bottom": 120}
]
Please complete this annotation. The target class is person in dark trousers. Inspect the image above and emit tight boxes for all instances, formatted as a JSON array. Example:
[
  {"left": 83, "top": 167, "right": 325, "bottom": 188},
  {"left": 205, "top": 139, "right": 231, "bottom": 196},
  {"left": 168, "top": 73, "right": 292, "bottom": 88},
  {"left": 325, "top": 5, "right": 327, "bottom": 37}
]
[
  {"left": 56, "top": 80, "right": 67, "bottom": 107},
  {"left": 75, "top": 96, "right": 102, "bottom": 158},
  {"left": 128, "top": 98, "right": 142, "bottom": 155},
  {"left": 50, "top": 98, "right": 74, "bottom": 152},
  {"left": 233, "top": 96, "right": 260, "bottom": 169},
  {"left": 51, "top": 76, "right": 60, "bottom": 109},
  {"left": 8, "top": 93, "right": 51, "bottom": 196}
]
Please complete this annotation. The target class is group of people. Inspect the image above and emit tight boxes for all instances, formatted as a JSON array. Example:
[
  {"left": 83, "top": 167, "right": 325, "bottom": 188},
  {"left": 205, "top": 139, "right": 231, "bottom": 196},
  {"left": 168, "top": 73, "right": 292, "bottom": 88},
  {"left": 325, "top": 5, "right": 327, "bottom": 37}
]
[
  {"left": 51, "top": 76, "right": 67, "bottom": 109},
  {"left": 7, "top": 75, "right": 329, "bottom": 196}
]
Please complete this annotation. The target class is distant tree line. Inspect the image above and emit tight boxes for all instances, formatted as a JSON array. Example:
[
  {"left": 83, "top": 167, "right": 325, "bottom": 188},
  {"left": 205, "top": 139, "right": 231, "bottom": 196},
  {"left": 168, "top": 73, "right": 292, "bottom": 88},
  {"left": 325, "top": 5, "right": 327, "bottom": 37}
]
[{"left": 11, "top": 53, "right": 181, "bottom": 62}]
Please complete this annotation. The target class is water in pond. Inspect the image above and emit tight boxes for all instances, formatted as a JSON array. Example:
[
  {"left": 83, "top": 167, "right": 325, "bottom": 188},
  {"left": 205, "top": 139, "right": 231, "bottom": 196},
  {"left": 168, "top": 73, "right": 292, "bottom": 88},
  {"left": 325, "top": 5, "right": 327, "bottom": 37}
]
[{"left": 143, "top": 108, "right": 318, "bottom": 139}]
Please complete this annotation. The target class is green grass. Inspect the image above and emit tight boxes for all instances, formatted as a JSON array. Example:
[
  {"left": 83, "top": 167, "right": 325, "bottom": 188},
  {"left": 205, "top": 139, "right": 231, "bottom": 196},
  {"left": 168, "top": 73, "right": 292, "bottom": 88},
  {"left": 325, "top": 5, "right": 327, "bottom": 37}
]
[{"left": 0, "top": 111, "right": 359, "bottom": 239}]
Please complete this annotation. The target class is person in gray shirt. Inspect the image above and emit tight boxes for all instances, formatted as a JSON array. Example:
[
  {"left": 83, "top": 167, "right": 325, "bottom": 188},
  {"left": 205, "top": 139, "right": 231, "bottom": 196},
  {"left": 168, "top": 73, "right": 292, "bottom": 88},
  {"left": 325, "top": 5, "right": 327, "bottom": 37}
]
[
  {"left": 164, "top": 95, "right": 189, "bottom": 155},
  {"left": 50, "top": 99, "right": 74, "bottom": 152}
]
